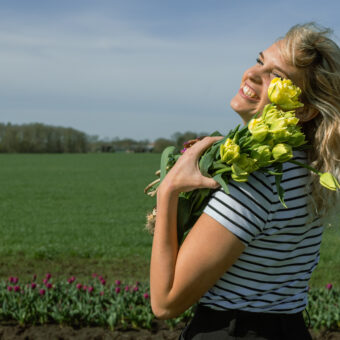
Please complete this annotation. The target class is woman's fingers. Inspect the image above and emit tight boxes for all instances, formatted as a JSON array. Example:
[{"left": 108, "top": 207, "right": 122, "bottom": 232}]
[
  {"left": 200, "top": 176, "right": 221, "bottom": 189},
  {"left": 188, "top": 136, "right": 223, "bottom": 159},
  {"left": 185, "top": 136, "right": 223, "bottom": 189}
]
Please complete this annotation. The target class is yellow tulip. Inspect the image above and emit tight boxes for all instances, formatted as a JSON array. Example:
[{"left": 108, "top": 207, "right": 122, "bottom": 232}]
[
  {"left": 251, "top": 145, "right": 272, "bottom": 167},
  {"left": 287, "top": 130, "right": 306, "bottom": 147},
  {"left": 268, "top": 77, "right": 304, "bottom": 110},
  {"left": 220, "top": 138, "right": 240, "bottom": 164},
  {"left": 272, "top": 143, "right": 293, "bottom": 162},
  {"left": 231, "top": 163, "right": 249, "bottom": 182},
  {"left": 248, "top": 118, "right": 269, "bottom": 142}
]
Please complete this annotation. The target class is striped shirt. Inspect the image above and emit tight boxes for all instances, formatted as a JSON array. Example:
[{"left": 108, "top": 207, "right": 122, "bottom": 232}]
[{"left": 200, "top": 150, "right": 323, "bottom": 314}]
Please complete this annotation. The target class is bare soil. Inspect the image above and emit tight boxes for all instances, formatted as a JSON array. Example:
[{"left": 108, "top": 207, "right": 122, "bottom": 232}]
[{"left": 0, "top": 321, "right": 339, "bottom": 340}]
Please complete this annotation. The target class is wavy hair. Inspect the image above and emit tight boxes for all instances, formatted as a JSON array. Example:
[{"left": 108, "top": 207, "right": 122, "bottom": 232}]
[{"left": 280, "top": 23, "right": 340, "bottom": 217}]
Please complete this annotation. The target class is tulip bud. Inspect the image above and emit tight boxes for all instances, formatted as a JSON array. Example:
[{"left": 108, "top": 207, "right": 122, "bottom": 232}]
[
  {"left": 231, "top": 154, "right": 258, "bottom": 182},
  {"left": 248, "top": 118, "right": 269, "bottom": 142},
  {"left": 231, "top": 163, "right": 249, "bottom": 182},
  {"left": 220, "top": 138, "right": 240, "bottom": 164},
  {"left": 251, "top": 145, "right": 272, "bottom": 167},
  {"left": 287, "top": 130, "right": 306, "bottom": 147},
  {"left": 319, "top": 173, "right": 340, "bottom": 191},
  {"left": 268, "top": 77, "right": 304, "bottom": 110},
  {"left": 262, "top": 105, "right": 282, "bottom": 125},
  {"left": 272, "top": 143, "right": 293, "bottom": 162}
]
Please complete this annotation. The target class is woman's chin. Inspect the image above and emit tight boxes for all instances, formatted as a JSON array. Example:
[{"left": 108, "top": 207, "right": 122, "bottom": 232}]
[{"left": 230, "top": 101, "right": 249, "bottom": 121}]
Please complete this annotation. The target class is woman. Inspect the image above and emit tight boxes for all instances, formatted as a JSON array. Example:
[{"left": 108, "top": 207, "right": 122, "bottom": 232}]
[{"left": 150, "top": 23, "right": 340, "bottom": 339}]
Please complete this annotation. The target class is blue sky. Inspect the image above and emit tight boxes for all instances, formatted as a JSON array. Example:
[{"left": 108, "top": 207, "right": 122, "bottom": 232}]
[{"left": 0, "top": 0, "right": 339, "bottom": 141}]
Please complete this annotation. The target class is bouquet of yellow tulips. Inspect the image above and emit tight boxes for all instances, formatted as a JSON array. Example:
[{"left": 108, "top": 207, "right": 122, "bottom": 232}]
[{"left": 145, "top": 78, "right": 340, "bottom": 244}]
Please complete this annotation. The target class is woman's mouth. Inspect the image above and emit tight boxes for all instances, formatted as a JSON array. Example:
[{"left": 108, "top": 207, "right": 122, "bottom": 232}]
[{"left": 239, "top": 84, "right": 260, "bottom": 101}]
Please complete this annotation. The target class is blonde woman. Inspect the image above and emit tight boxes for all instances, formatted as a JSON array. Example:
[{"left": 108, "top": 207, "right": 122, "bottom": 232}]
[{"left": 150, "top": 23, "right": 340, "bottom": 340}]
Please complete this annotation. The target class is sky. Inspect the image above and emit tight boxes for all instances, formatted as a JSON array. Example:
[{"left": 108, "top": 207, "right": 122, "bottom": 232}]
[{"left": 0, "top": 0, "right": 339, "bottom": 141}]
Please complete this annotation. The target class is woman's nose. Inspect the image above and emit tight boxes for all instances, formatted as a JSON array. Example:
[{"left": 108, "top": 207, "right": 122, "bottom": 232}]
[{"left": 246, "top": 66, "right": 262, "bottom": 84}]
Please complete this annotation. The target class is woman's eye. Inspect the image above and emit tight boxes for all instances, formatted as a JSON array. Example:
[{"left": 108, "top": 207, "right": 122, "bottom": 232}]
[
  {"left": 273, "top": 73, "right": 284, "bottom": 80},
  {"left": 256, "top": 58, "right": 263, "bottom": 65}
]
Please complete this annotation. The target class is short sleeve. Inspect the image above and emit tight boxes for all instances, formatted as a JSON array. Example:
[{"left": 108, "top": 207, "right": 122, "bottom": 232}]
[{"left": 203, "top": 172, "right": 272, "bottom": 246}]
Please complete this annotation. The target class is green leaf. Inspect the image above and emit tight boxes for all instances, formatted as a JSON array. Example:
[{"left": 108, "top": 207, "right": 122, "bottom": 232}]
[
  {"left": 212, "top": 160, "right": 226, "bottom": 170},
  {"left": 274, "top": 163, "right": 286, "bottom": 208},
  {"left": 199, "top": 138, "right": 225, "bottom": 176},
  {"left": 160, "top": 146, "right": 176, "bottom": 181},
  {"left": 199, "top": 149, "right": 216, "bottom": 177},
  {"left": 177, "top": 196, "right": 194, "bottom": 244},
  {"left": 210, "top": 131, "right": 223, "bottom": 136},
  {"left": 213, "top": 173, "right": 229, "bottom": 194}
]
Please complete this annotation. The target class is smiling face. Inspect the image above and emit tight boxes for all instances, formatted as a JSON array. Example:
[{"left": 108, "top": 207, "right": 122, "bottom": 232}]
[{"left": 230, "top": 41, "right": 302, "bottom": 123}]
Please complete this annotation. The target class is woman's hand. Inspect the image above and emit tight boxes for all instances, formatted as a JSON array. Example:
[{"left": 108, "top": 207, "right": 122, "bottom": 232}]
[{"left": 159, "top": 136, "right": 223, "bottom": 195}]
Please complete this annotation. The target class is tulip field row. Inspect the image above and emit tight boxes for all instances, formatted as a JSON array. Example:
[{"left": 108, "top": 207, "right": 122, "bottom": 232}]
[{"left": 1, "top": 273, "right": 340, "bottom": 331}]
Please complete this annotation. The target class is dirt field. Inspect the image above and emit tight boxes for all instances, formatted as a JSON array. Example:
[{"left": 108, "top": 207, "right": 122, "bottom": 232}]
[{"left": 0, "top": 321, "right": 339, "bottom": 340}]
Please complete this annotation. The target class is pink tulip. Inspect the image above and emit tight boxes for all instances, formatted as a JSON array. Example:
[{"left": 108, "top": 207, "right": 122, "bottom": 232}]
[
  {"left": 32, "top": 274, "right": 37, "bottom": 281},
  {"left": 143, "top": 293, "right": 150, "bottom": 299},
  {"left": 39, "top": 289, "right": 46, "bottom": 296},
  {"left": 45, "top": 273, "right": 52, "bottom": 280},
  {"left": 7, "top": 286, "right": 13, "bottom": 292},
  {"left": 115, "top": 287, "right": 121, "bottom": 294},
  {"left": 31, "top": 283, "right": 37, "bottom": 289},
  {"left": 135, "top": 281, "right": 140, "bottom": 286},
  {"left": 83, "top": 285, "right": 88, "bottom": 291},
  {"left": 115, "top": 280, "right": 121, "bottom": 286},
  {"left": 326, "top": 283, "right": 333, "bottom": 290},
  {"left": 124, "top": 285, "right": 130, "bottom": 292},
  {"left": 14, "top": 286, "right": 20, "bottom": 292},
  {"left": 92, "top": 273, "right": 98, "bottom": 278},
  {"left": 88, "top": 286, "right": 94, "bottom": 293},
  {"left": 100, "top": 279, "right": 106, "bottom": 286},
  {"left": 133, "top": 286, "right": 139, "bottom": 292},
  {"left": 67, "top": 276, "right": 76, "bottom": 284},
  {"left": 46, "top": 283, "right": 53, "bottom": 289},
  {"left": 76, "top": 283, "right": 82, "bottom": 290},
  {"left": 43, "top": 278, "right": 48, "bottom": 285},
  {"left": 100, "top": 291, "right": 104, "bottom": 296},
  {"left": 9, "top": 277, "right": 18, "bottom": 284}
]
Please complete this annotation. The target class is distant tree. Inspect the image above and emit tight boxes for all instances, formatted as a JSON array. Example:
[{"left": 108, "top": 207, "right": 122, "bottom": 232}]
[
  {"left": 153, "top": 138, "right": 174, "bottom": 153},
  {"left": 0, "top": 122, "right": 90, "bottom": 153},
  {"left": 171, "top": 131, "right": 209, "bottom": 150}
]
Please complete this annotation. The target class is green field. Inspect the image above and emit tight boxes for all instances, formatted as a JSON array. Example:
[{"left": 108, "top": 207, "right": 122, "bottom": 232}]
[{"left": 0, "top": 153, "right": 339, "bottom": 287}]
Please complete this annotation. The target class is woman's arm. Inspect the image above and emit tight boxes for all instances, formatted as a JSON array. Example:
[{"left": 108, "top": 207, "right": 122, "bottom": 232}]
[{"left": 150, "top": 137, "right": 245, "bottom": 319}]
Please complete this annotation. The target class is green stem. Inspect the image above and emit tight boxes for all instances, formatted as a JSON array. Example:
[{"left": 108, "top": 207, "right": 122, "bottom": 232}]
[
  {"left": 212, "top": 166, "right": 232, "bottom": 177},
  {"left": 288, "top": 159, "right": 322, "bottom": 176}
]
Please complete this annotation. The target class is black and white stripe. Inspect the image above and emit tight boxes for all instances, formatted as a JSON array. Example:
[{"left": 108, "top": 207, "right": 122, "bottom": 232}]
[{"left": 200, "top": 151, "right": 323, "bottom": 314}]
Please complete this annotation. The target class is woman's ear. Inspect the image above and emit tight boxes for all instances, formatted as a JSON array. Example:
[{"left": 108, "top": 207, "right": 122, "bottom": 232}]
[{"left": 295, "top": 105, "right": 319, "bottom": 123}]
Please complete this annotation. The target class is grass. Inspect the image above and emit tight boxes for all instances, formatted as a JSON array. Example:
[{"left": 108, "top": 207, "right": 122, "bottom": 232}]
[
  {"left": 309, "top": 213, "right": 340, "bottom": 287},
  {"left": 0, "top": 153, "right": 159, "bottom": 282},
  {"left": 0, "top": 153, "right": 339, "bottom": 287}
]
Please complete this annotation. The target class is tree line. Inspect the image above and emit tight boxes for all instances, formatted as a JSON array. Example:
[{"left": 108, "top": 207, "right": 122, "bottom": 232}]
[{"left": 0, "top": 122, "right": 207, "bottom": 153}]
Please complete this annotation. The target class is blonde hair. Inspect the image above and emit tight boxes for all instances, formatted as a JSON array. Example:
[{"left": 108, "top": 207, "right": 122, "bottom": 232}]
[{"left": 280, "top": 23, "right": 340, "bottom": 217}]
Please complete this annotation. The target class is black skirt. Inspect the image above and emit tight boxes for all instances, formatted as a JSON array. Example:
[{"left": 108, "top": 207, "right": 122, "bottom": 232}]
[{"left": 179, "top": 304, "right": 312, "bottom": 340}]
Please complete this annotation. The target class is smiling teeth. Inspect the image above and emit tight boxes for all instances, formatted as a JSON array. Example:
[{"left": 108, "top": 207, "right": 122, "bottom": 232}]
[{"left": 243, "top": 85, "right": 258, "bottom": 98}]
